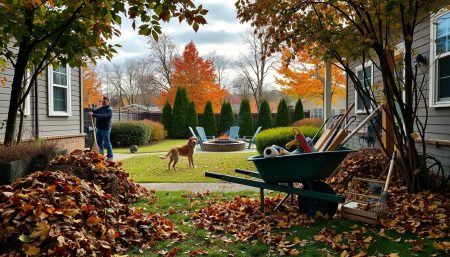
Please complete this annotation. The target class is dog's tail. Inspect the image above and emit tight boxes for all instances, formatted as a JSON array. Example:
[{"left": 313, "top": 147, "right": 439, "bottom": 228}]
[{"left": 159, "top": 151, "right": 171, "bottom": 159}]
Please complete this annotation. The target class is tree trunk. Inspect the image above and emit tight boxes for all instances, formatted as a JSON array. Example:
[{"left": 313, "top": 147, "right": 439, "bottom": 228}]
[{"left": 17, "top": 108, "right": 24, "bottom": 143}]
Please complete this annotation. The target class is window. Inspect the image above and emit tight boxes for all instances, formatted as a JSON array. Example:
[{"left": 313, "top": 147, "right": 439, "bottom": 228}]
[
  {"left": 311, "top": 108, "right": 323, "bottom": 119},
  {"left": 48, "top": 63, "right": 71, "bottom": 116},
  {"left": 430, "top": 9, "right": 450, "bottom": 107},
  {"left": 355, "top": 62, "right": 373, "bottom": 113}
]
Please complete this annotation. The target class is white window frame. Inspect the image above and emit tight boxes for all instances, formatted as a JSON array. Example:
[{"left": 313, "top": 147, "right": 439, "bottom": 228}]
[
  {"left": 354, "top": 61, "right": 374, "bottom": 114},
  {"left": 429, "top": 8, "right": 450, "bottom": 107},
  {"left": 48, "top": 63, "right": 71, "bottom": 116},
  {"left": 23, "top": 69, "right": 31, "bottom": 116},
  {"left": 394, "top": 42, "right": 406, "bottom": 102},
  {"left": 311, "top": 108, "right": 323, "bottom": 118}
]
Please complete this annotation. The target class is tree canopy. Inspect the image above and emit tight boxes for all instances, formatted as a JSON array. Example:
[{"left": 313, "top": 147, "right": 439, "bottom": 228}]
[
  {"left": 0, "top": 0, "right": 207, "bottom": 145},
  {"left": 156, "top": 42, "right": 228, "bottom": 112}
]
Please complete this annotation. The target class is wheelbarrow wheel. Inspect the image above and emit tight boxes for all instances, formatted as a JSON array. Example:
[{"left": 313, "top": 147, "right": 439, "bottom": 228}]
[{"left": 298, "top": 181, "right": 338, "bottom": 217}]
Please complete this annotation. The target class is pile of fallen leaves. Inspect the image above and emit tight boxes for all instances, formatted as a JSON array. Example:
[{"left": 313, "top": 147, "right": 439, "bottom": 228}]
[
  {"left": 191, "top": 195, "right": 316, "bottom": 255},
  {"left": 313, "top": 226, "right": 374, "bottom": 256},
  {"left": 326, "top": 148, "right": 401, "bottom": 194},
  {"left": 0, "top": 171, "right": 183, "bottom": 256},
  {"left": 49, "top": 150, "right": 147, "bottom": 203},
  {"left": 381, "top": 186, "right": 450, "bottom": 239}
]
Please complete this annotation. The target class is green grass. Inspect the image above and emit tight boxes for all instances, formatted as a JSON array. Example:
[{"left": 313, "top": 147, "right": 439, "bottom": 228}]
[
  {"left": 114, "top": 139, "right": 187, "bottom": 153},
  {"left": 122, "top": 152, "right": 257, "bottom": 183},
  {"left": 127, "top": 191, "right": 448, "bottom": 257}
]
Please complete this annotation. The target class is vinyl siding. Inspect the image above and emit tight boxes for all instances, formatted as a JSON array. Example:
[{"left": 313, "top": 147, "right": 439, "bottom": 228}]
[
  {"left": 0, "top": 62, "right": 83, "bottom": 141},
  {"left": 345, "top": 13, "right": 450, "bottom": 172}
]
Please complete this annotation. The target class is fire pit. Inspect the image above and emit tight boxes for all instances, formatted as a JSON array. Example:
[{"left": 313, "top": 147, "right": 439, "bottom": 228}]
[{"left": 202, "top": 134, "right": 246, "bottom": 152}]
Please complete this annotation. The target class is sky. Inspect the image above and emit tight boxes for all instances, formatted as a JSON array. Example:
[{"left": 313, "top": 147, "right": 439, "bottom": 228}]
[{"left": 101, "top": 0, "right": 251, "bottom": 64}]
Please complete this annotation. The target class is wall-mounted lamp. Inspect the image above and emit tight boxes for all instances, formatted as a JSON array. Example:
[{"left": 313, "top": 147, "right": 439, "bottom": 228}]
[{"left": 414, "top": 54, "right": 427, "bottom": 66}]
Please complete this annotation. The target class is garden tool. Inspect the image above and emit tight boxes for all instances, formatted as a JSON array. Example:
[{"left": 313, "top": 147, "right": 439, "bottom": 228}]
[
  {"left": 309, "top": 116, "right": 329, "bottom": 146},
  {"left": 374, "top": 151, "right": 396, "bottom": 215},
  {"left": 338, "top": 105, "right": 383, "bottom": 148},
  {"left": 319, "top": 102, "right": 355, "bottom": 152},
  {"left": 88, "top": 96, "right": 100, "bottom": 153},
  {"left": 313, "top": 114, "right": 342, "bottom": 150},
  {"left": 323, "top": 116, "right": 356, "bottom": 151}
]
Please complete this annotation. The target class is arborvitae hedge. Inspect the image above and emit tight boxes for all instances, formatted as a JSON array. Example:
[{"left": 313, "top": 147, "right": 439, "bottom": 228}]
[
  {"left": 292, "top": 98, "right": 305, "bottom": 122},
  {"left": 256, "top": 99, "right": 272, "bottom": 130},
  {"left": 275, "top": 98, "right": 290, "bottom": 127},
  {"left": 186, "top": 101, "right": 199, "bottom": 131},
  {"left": 218, "top": 101, "right": 234, "bottom": 134},
  {"left": 238, "top": 98, "right": 253, "bottom": 136},
  {"left": 202, "top": 100, "right": 217, "bottom": 136},
  {"left": 171, "top": 87, "right": 189, "bottom": 138},
  {"left": 161, "top": 100, "right": 172, "bottom": 137}
]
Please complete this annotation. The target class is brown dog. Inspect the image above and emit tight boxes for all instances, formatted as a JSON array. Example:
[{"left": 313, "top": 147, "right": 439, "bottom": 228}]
[{"left": 160, "top": 137, "right": 197, "bottom": 170}]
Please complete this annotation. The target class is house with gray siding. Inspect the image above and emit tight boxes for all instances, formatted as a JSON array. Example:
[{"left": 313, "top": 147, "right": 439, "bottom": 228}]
[
  {"left": 0, "top": 62, "right": 85, "bottom": 152},
  {"left": 345, "top": 5, "right": 450, "bottom": 173}
]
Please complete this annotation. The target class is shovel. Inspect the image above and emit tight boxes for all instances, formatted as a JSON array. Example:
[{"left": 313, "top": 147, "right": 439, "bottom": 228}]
[
  {"left": 318, "top": 102, "right": 355, "bottom": 152},
  {"left": 324, "top": 116, "right": 356, "bottom": 151}
]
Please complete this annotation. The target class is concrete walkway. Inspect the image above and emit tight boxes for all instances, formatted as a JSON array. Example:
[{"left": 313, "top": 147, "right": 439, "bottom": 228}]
[{"left": 140, "top": 182, "right": 260, "bottom": 192}]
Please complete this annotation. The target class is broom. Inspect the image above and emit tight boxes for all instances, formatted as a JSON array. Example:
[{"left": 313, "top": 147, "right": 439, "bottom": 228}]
[
  {"left": 374, "top": 151, "right": 397, "bottom": 215},
  {"left": 89, "top": 97, "right": 100, "bottom": 153}
]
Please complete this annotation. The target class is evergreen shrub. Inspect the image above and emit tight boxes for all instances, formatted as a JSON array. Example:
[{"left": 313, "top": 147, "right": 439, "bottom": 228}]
[
  {"left": 254, "top": 126, "right": 322, "bottom": 154},
  {"left": 111, "top": 121, "right": 151, "bottom": 147}
]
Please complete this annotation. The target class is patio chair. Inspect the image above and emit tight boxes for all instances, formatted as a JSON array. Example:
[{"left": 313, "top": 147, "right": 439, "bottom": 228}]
[
  {"left": 196, "top": 126, "right": 215, "bottom": 149},
  {"left": 189, "top": 126, "right": 198, "bottom": 138},
  {"left": 228, "top": 126, "right": 240, "bottom": 140},
  {"left": 242, "top": 126, "right": 262, "bottom": 149}
]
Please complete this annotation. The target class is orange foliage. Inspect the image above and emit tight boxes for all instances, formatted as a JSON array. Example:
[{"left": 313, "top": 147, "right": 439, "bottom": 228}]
[
  {"left": 155, "top": 42, "right": 228, "bottom": 112},
  {"left": 83, "top": 65, "right": 103, "bottom": 107},
  {"left": 276, "top": 49, "right": 345, "bottom": 104}
]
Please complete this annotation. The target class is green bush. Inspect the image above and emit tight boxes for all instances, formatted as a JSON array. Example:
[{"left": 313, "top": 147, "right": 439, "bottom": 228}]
[
  {"left": 111, "top": 121, "right": 151, "bottom": 147},
  {"left": 218, "top": 101, "right": 234, "bottom": 134},
  {"left": 171, "top": 87, "right": 189, "bottom": 138},
  {"left": 186, "top": 101, "right": 199, "bottom": 130},
  {"left": 256, "top": 99, "right": 272, "bottom": 130},
  {"left": 161, "top": 101, "right": 173, "bottom": 137},
  {"left": 292, "top": 98, "right": 304, "bottom": 121},
  {"left": 141, "top": 120, "right": 165, "bottom": 141},
  {"left": 238, "top": 98, "right": 253, "bottom": 137},
  {"left": 275, "top": 98, "right": 290, "bottom": 127},
  {"left": 202, "top": 100, "right": 217, "bottom": 136},
  {"left": 255, "top": 126, "right": 322, "bottom": 154}
]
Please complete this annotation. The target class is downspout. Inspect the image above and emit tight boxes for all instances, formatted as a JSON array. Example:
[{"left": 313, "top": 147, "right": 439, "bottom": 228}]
[
  {"left": 34, "top": 65, "right": 39, "bottom": 139},
  {"left": 79, "top": 67, "right": 83, "bottom": 134},
  {"left": 345, "top": 72, "right": 349, "bottom": 126}
]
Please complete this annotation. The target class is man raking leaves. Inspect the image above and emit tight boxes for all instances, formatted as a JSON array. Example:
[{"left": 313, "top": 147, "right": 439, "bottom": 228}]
[{"left": 88, "top": 96, "right": 114, "bottom": 160}]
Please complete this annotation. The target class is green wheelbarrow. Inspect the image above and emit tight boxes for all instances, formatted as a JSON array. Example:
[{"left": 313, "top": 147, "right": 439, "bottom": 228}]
[{"left": 205, "top": 148, "right": 356, "bottom": 217}]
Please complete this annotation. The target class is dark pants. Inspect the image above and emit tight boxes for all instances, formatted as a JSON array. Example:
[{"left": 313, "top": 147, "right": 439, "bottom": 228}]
[{"left": 96, "top": 128, "right": 113, "bottom": 159}]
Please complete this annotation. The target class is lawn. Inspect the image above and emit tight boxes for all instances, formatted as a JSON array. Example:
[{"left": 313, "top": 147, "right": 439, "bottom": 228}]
[
  {"left": 114, "top": 139, "right": 187, "bottom": 153},
  {"left": 122, "top": 151, "right": 257, "bottom": 183},
  {"left": 126, "top": 191, "right": 447, "bottom": 257}
]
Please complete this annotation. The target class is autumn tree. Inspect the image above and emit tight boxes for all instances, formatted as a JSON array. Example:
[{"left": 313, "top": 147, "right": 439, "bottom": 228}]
[
  {"left": 275, "top": 98, "right": 289, "bottom": 127},
  {"left": 238, "top": 98, "right": 254, "bottom": 137},
  {"left": 276, "top": 49, "right": 345, "bottom": 104},
  {"left": 171, "top": 87, "right": 189, "bottom": 138},
  {"left": 161, "top": 101, "right": 173, "bottom": 138},
  {"left": 157, "top": 42, "right": 228, "bottom": 112},
  {"left": 0, "top": 0, "right": 207, "bottom": 145},
  {"left": 83, "top": 65, "right": 103, "bottom": 107},
  {"left": 186, "top": 101, "right": 199, "bottom": 132},
  {"left": 292, "top": 98, "right": 304, "bottom": 122},
  {"left": 218, "top": 101, "right": 234, "bottom": 134},
  {"left": 202, "top": 101, "right": 217, "bottom": 136},
  {"left": 236, "top": 0, "right": 447, "bottom": 192},
  {"left": 256, "top": 99, "right": 272, "bottom": 130}
]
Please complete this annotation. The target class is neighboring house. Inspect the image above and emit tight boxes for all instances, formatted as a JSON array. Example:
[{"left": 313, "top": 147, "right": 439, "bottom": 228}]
[
  {"left": 0, "top": 63, "right": 85, "bottom": 152},
  {"left": 345, "top": 6, "right": 450, "bottom": 172},
  {"left": 120, "top": 104, "right": 161, "bottom": 113},
  {"left": 299, "top": 95, "right": 346, "bottom": 120}
]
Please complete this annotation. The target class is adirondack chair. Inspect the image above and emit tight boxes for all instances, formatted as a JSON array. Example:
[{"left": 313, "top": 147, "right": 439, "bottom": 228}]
[
  {"left": 189, "top": 126, "right": 198, "bottom": 138},
  {"left": 196, "top": 126, "right": 214, "bottom": 149},
  {"left": 228, "top": 126, "right": 240, "bottom": 140},
  {"left": 243, "top": 126, "right": 262, "bottom": 149}
]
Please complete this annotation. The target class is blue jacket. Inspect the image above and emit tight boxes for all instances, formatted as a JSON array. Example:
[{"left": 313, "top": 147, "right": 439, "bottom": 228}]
[{"left": 92, "top": 105, "right": 113, "bottom": 130}]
